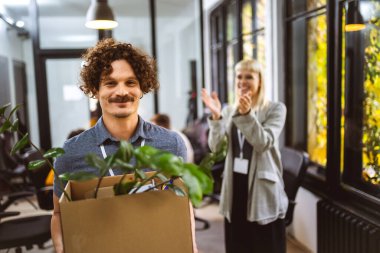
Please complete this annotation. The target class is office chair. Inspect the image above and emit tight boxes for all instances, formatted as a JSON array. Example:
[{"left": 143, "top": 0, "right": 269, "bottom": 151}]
[
  {"left": 280, "top": 147, "right": 309, "bottom": 226},
  {"left": 24, "top": 151, "right": 54, "bottom": 211},
  {"left": 0, "top": 190, "right": 52, "bottom": 253},
  {"left": 0, "top": 131, "right": 30, "bottom": 191}
]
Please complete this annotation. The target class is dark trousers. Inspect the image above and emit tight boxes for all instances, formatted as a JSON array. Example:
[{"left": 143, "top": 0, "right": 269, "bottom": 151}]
[{"left": 224, "top": 217, "right": 286, "bottom": 253}]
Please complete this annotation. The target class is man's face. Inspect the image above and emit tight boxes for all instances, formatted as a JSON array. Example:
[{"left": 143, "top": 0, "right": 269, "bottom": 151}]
[{"left": 95, "top": 59, "right": 142, "bottom": 119}]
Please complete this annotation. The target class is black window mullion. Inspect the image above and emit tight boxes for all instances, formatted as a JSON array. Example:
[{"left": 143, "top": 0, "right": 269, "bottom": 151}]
[
  {"left": 237, "top": 0, "right": 243, "bottom": 60},
  {"left": 326, "top": 0, "right": 342, "bottom": 196}
]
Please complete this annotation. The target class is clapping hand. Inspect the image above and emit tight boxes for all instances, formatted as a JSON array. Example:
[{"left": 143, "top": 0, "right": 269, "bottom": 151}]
[
  {"left": 201, "top": 88, "right": 221, "bottom": 120},
  {"left": 238, "top": 91, "right": 252, "bottom": 115}
]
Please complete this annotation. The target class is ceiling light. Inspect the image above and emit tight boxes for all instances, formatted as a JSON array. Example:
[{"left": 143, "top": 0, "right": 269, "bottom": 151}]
[
  {"left": 85, "top": 0, "right": 118, "bottom": 30},
  {"left": 345, "top": 1, "right": 366, "bottom": 32}
]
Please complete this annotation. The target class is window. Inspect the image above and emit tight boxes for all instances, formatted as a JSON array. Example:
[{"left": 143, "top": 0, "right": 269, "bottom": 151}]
[
  {"left": 343, "top": 0, "right": 380, "bottom": 196},
  {"left": 209, "top": 0, "right": 267, "bottom": 105},
  {"left": 285, "top": 0, "right": 380, "bottom": 200},
  {"left": 285, "top": 3, "right": 327, "bottom": 166}
]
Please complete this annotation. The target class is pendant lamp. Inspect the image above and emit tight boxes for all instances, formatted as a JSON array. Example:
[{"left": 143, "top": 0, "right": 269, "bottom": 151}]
[
  {"left": 345, "top": 0, "right": 365, "bottom": 32},
  {"left": 85, "top": 0, "right": 118, "bottom": 30}
]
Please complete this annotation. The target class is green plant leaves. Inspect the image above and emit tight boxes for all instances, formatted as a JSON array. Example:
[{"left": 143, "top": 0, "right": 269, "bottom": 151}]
[
  {"left": 28, "top": 159, "right": 46, "bottom": 170},
  {"left": 85, "top": 153, "right": 108, "bottom": 176},
  {"left": 59, "top": 171, "right": 98, "bottom": 182},
  {"left": 181, "top": 169, "right": 203, "bottom": 207},
  {"left": 0, "top": 119, "right": 12, "bottom": 134},
  {"left": 0, "top": 103, "right": 11, "bottom": 116},
  {"left": 0, "top": 100, "right": 228, "bottom": 206},
  {"left": 114, "top": 140, "right": 134, "bottom": 162},
  {"left": 10, "top": 133, "right": 29, "bottom": 155},
  {"left": 114, "top": 181, "right": 137, "bottom": 195},
  {"left": 7, "top": 104, "right": 20, "bottom": 120},
  {"left": 43, "top": 147, "right": 65, "bottom": 159}
]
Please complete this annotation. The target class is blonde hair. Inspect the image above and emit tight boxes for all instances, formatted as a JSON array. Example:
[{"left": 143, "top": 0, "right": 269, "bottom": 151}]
[{"left": 234, "top": 59, "right": 266, "bottom": 109}]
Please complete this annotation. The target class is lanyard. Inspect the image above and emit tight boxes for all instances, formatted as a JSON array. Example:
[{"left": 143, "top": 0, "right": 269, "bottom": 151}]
[
  {"left": 100, "top": 139, "right": 145, "bottom": 176},
  {"left": 237, "top": 129, "right": 245, "bottom": 159}
]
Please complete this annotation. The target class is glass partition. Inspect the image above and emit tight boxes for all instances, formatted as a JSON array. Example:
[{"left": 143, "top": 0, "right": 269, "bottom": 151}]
[
  {"left": 156, "top": 0, "right": 202, "bottom": 129},
  {"left": 46, "top": 59, "right": 90, "bottom": 147}
]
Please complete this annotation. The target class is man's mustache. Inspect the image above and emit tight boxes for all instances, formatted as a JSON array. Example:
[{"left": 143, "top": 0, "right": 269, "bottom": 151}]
[{"left": 108, "top": 94, "right": 135, "bottom": 103}]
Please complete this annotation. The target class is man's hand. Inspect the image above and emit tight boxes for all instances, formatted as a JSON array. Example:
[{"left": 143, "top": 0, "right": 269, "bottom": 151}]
[
  {"left": 51, "top": 194, "right": 64, "bottom": 253},
  {"left": 238, "top": 92, "right": 252, "bottom": 115},
  {"left": 201, "top": 88, "right": 221, "bottom": 120}
]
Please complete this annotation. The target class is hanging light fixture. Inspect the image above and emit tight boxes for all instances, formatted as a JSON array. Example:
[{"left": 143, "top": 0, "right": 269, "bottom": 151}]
[
  {"left": 85, "top": 0, "right": 118, "bottom": 30},
  {"left": 345, "top": 0, "right": 365, "bottom": 32}
]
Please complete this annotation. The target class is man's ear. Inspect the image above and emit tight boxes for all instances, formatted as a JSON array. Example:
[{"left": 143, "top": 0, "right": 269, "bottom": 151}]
[{"left": 94, "top": 91, "right": 99, "bottom": 99}]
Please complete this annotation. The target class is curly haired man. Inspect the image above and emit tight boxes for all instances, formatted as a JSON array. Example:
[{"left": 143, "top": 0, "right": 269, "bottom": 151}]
[{"left": 51, "top": 39, "right": 192, "bottom": 252}]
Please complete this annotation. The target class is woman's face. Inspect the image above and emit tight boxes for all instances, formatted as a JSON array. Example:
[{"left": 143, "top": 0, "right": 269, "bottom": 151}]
[{"left": 235, "top": 69, "right": 260, "bottom": 99}]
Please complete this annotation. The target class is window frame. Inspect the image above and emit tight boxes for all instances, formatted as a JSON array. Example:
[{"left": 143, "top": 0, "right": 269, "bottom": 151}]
[{"left": 284, "top": 0, "right": 380, "bottom": 212}]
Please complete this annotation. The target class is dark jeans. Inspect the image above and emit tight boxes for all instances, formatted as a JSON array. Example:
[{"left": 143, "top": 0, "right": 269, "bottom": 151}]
[{"left": 224, "top": 217, "right": 286, "bottom": 253}]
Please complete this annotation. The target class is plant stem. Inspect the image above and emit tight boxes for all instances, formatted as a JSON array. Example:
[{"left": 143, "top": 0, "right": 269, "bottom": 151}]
[
  {"left": 130, "top": 171, "right": 159, "bottom": 194},
  {"left": 145, "top": 176, "right": 180, "bottom": 192},
  {"left": 21, "top": 130, "right": 72, "bottom": 202}
]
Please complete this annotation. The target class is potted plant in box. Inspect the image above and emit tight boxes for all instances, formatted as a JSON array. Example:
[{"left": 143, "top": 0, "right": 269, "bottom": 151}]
[{"left": 0, "top": 103, "right": 227, "bottom": 253}]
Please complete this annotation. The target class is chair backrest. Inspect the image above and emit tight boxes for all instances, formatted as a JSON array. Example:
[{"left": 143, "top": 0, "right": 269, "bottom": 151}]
[
  {"left": 0, "top": 132, "right": 19, "bottom": 170},
  {"left": 23, "top": 151, "right": 54, "bottom": 210},
  {"left": 280, "top": 147, "right": 309, "bottom": 226}
]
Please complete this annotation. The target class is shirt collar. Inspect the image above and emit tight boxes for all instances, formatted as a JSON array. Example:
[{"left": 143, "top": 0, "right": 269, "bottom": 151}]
[{"left": 95, "top": 116, "right": 153, "bottom": 146}]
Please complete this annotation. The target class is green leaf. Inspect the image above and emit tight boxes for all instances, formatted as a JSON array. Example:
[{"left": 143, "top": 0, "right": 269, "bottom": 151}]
[
  {"left": 181, "top": 170, "right": 203, "bottom": 207},
  {"left": 183, "top": 163, "right": 213, "bottom": 195},
  {"left": 167, "top": 184, "right": 186, "bottom": 197},
  {"left": 114, "top": 181, "right": 137, "bottom": 195},
  {"left": 59, "top": 171, "right": 98, "bottom": 182},
  {"left": 85, "top": 153, "right": 108, "bottom": 175},
  {"left": 114, "top": 141, "right": 134, "bottom": 162},
  {"left": 43, "top": 147, "right": 65, "bottom": 159},
  {"left": 7, "top": 104, "right": 21, "bottom": 120},
  {"left": 0, "top": 103, "right": 11, "bottom": 116},
  {"left": 155, "top": 173, "right": 169, "bottom": 183},
  {"left": 10, "top": 133, "right": 29, "bottom": 155},
  {"left": 113, "top": 158, "right": 134, "bottom": 173},
  {"left": 151, "top": 152, "right": 183, "bottom": 176},
  {"left": 0, "top": 119, "right": 12, "bottom": 134},
  {"left": 199, "top": 153, "right": 216, "bottom": 175},
  {"left": 28, "top": 159, "right": 46, "bottom": 170},
  {"left": 135, "top": 169, "right": 146, "bottom": 180},
  {"left": 105, "top": 154, "right": 116, "bottom": 167},
  {"left": 11, "top": 119, "right": 19, "bottom": 131}
]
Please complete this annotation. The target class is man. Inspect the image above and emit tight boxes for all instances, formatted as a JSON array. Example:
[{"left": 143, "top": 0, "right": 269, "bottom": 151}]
[{"left": 51, "top": 39, "right": 189, "bottom": 253}]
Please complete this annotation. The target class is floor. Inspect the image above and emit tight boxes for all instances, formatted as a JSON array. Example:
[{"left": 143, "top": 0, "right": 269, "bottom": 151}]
[{"left": 1, "top": 196, "right": 312, "bottom": 253}]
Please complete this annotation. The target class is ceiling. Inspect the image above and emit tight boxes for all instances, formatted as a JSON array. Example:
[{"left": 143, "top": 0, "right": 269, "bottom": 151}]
[{"left": 0, "top": 0, "right": 194, "bottom": 20}]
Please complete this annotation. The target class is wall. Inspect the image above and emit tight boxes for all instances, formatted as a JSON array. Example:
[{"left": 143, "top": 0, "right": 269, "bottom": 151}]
[
  {"left": 288, "top": 187, "right": 320, "bottom": 253},
  {"left": 0, "top": 17, "right": 39, "bottom": 147}
]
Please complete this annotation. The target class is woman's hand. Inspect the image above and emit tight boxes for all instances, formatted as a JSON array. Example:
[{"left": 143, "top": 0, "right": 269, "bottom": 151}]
[
  {"left": 238, "top": 91, "right": 252, "bottom": 115},
  {"left": 201, "top": 88, "right": 221, "bottom": 120}
]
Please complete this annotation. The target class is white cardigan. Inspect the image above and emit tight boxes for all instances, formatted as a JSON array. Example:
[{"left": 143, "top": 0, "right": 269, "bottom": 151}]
[{"left": 207, "top": 101, "right": 288, "bottom": 225}]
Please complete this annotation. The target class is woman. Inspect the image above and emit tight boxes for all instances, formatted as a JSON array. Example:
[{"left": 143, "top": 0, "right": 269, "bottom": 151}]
[{"left": 201, "top": 59, "right": 288, "bottom": 253}]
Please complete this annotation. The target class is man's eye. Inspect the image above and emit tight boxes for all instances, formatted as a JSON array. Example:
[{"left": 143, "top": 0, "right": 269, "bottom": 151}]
[
  {"left": 126, "top": 80, "right": 138, "bottom": 86},
  {"left": 105, "top": 82, "right": 116, "bottom": 86}
]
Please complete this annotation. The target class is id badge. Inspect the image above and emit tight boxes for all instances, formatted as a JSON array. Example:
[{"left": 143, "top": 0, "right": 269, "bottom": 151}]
[{"left": 233, "top": 157, "right": 249, "bottom": 174}]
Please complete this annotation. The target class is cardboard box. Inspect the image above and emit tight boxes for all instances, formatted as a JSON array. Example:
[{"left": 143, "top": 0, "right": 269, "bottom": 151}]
[{"left": 59, "top": 173, "right": 194, "bottom": 253}]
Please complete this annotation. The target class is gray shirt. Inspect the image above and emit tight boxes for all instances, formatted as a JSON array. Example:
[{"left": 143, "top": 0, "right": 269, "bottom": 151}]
[{"left": 53, "top": 116, "right": 187, "bottom": 198}]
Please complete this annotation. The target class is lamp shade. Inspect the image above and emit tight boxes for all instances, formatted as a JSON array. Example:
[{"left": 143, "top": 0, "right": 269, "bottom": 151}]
[
  {"left": 345, "top": 1, "right": 365, "bottom": 32},
  {"left": 85, "top": 0, "right": 118, "bottom": 30}
]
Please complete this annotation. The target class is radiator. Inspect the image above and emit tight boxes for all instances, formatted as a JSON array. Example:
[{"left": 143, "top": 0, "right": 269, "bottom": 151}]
[{"left": 317, "top": 200, "right": 380, "bottom": 253}]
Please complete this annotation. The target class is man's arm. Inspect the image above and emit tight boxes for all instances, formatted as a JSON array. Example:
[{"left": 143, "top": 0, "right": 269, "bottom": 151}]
[{"left": 51, "top": 194, "right": 64, "bottom": 253}]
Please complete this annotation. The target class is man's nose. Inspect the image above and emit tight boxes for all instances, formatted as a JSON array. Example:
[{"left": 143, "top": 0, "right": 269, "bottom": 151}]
[{"left": 115, "top": 84, "right": 128, "bottom": 96}]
